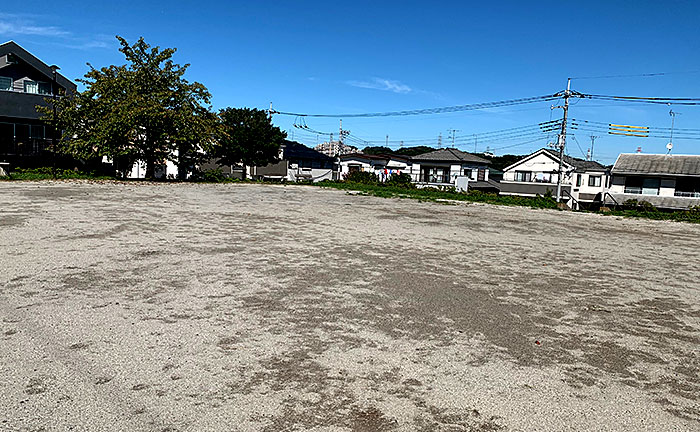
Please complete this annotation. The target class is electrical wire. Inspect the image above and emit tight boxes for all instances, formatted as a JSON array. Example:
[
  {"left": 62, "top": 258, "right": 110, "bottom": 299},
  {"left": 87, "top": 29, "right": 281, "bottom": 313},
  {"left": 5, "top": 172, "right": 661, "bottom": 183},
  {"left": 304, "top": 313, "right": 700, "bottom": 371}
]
[{"left": 271, "top": 94, "right": 559, "bottom": 118}]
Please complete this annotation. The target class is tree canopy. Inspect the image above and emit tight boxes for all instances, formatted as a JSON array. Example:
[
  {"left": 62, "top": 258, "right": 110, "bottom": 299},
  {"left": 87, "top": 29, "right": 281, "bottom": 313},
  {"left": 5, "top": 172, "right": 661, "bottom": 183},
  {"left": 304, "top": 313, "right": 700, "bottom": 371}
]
[
  {"left": 215, "top": 108, "right": 286, "bottom": 178},
  {"left": 361, "top": 145, "right": 436, "bottom": 157},
  {"left": 40, "top": 36, "right": 216, "bottom": 179}
]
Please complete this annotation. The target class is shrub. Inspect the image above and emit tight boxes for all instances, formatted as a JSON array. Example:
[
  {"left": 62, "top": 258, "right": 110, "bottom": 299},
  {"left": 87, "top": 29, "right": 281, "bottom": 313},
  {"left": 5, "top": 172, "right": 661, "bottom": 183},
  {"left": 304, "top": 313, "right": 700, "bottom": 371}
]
[
  {"left": 385, "top": 172, "right": 414, "bottom": 188},
  {"left": 344, "top": 170, "right": 378, "bottom": 184},
  {"left": 623, "top": 199, "right": 657, "bottom": 212},
  {"left": 191, "top": 168, "right": 229, "bottom": 183}
]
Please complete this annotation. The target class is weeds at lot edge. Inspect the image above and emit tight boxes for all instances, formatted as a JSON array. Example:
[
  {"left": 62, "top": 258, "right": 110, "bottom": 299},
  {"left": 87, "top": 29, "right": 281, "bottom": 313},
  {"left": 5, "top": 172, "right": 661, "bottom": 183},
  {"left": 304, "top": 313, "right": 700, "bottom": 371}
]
[
  {"left": 317, "top": 181, "right": 559, "bottom": 209},
  {"left": 0, "top": 167, "right": 115, "bottom": 181}
]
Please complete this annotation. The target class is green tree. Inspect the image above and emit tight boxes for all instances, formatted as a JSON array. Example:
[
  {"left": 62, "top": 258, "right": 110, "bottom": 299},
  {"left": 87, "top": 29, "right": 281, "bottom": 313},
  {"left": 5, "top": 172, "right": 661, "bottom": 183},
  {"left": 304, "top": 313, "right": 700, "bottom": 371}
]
[
  {"left": 215, "top": 108, "right": 286, "bottom": 179},
  {"left": 394, "top": 146, "right": 435, "bottom": 157},
  {"left": 362, "top": 146, "right": 394, "bottom": 155},
  {"left": 39, "top": 36, "right": 216, "bottom": 179}
]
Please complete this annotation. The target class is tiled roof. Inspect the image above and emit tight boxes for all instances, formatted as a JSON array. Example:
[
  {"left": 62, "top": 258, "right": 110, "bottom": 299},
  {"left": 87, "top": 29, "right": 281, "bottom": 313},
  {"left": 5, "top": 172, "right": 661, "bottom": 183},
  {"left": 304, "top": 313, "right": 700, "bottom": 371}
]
[
  {"left": 283, "top": 141, "right": 334, "bottom": 161},
  {"left": 412, "top": 148, "right": 490, "bottom": 164},
  {"left": 612, "top": 153, "right": 700, "bottom": 176},
  {"left": 541, "top": 149, "right": 607, "bottom": 171}
]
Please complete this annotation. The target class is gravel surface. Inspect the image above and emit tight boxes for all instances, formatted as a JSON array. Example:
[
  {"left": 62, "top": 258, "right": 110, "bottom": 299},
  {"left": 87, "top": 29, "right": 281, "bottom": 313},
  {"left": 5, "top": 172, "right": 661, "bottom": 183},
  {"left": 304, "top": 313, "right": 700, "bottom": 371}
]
[{"left": 1, "top": 181, "right": 698, "bottom": 431}]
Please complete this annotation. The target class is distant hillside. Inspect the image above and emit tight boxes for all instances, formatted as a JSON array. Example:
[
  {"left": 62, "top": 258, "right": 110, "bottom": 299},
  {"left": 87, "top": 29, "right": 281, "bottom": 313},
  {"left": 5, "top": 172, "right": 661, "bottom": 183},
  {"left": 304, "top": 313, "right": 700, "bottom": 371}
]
[{"left": 362, "top": 145, "right": 436, "bottom": 157}]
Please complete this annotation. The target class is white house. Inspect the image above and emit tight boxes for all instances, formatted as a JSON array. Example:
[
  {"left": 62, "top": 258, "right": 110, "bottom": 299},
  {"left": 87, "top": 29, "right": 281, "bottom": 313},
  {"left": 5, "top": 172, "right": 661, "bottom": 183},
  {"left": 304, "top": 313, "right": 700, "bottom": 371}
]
[
  {"left": 499, "top": 148, "right": 608, "bottom": 208},
  {"left": 409, "top": 148, "right": 498, "bottom": 192},
  {"left": 604, "top": 153, "right": 700, "bottom": 210},
  {"left": 338, "top": 153, "right": 411, "bottom": 181}
]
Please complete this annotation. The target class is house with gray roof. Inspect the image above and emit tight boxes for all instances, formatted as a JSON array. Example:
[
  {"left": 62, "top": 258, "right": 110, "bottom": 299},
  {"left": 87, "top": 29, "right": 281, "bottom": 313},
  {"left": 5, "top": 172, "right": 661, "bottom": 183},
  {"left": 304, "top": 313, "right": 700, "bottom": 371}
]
[
  {"left": 409, "top": 148, "right": 498, "bottom": 192},
  {"left": 499, "top": 148, "right": 609, "bottom": 208},
  {"left": 605, "top": 153, "right": 700, "bottom": 210}
]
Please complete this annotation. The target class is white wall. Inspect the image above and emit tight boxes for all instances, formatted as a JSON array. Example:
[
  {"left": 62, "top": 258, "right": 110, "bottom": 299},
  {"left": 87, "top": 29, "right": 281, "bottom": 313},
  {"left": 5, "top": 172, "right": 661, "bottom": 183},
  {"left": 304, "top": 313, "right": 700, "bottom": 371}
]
[
  {"left": 339, "top": 157, "right": 410, "bottom": 179},
  {"left": 502, "top": 153, "right": 562, "bottom": 182},
  {"left": 288, "top": 164, "right": 334, "bottom": 182},
  {"left": 412, "top": 162, "right": 488, "bottom": 184}
]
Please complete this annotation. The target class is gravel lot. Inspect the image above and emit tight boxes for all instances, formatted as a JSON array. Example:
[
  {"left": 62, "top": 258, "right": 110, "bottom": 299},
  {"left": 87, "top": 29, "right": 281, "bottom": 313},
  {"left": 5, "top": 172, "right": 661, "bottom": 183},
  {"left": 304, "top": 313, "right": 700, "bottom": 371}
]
[{"left": 1, "top": 181, "right": 698, "bottom": 431}]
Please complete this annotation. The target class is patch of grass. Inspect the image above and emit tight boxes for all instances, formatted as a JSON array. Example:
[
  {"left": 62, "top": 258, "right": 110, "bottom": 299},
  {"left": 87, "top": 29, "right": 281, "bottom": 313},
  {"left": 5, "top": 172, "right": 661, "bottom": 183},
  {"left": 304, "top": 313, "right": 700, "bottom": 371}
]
[
  {"left": 1, "top": 167, "right": 115, "bottom": 181},
  {"left": 190, "top": 168, "right": 241, "bottom": 183},
  {"left": 316, "top": 181, "right": 559, "bottom": 209},
  {"left": 603, "top": 206, "right": 700, "bottom": 224}
]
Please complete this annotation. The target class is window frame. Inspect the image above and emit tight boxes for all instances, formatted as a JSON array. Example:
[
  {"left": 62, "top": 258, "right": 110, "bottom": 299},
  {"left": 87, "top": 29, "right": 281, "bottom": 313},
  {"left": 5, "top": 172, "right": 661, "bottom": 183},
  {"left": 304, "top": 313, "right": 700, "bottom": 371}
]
[
  {"left": 24, "top": 80, "right": 39, "bottom": 94},
  {"left": 0, "top": 76, "right": 12, "bottom": 91},
  {"left": 588, "top": 175, "right": 602, "bottom": 187},
  {"left": 514, "top": 171, "right": 532, "bottom": 182}
]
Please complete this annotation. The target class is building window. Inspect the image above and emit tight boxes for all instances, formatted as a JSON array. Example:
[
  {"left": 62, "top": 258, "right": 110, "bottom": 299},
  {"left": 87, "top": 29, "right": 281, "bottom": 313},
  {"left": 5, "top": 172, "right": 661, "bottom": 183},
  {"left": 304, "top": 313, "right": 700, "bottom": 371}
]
[
  {"left": 588, "top": 175, "right": 601, "bottom": 187},
  {"left": 23, "top": 81, "right": 51, "bottom": 94},
  {"left": 24, "top": 81, "right": 39, "bottom": 94},
  {"left": 624, "top": 177, "right": 660, "bottom": 195},
  {"left": 0, "top": 76, "right": 12, "bottom": 91},
  {"left": 30, "top": 125, "right": 45, "bottom": 139},
  {"left": 674, "top": 177, "right": 700, "bottom": 198},
  {"left": 422, "top": 166, "right": 449, "bottom": 183},
  {"left": 39, "top": 82, "right": 52, "bottom": 95},
  {"left": 576, "top": 174, "right": 582, "bottom": 187},
  {"left": 514, "top": 171, "right": 532, "bottom": 182}
]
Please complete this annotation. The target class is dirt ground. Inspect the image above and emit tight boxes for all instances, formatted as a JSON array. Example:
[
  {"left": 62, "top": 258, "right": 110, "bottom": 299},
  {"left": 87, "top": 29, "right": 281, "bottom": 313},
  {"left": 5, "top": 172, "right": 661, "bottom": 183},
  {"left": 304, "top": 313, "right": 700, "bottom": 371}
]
[{"left": 0, "top": 182, "right": 698, "bottom": 431}]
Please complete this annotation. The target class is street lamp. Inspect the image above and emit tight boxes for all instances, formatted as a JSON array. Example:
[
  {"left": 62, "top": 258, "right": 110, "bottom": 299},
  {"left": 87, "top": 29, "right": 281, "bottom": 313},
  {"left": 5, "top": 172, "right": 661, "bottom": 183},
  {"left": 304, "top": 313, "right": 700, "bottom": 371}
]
[{"left": 49, "top": 65, "right": 59, "bottom": 179}]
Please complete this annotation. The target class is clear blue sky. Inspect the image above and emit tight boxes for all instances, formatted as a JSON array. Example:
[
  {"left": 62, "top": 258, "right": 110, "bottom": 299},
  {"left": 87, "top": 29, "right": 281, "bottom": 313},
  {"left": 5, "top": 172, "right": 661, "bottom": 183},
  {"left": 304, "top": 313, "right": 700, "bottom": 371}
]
[{"left": 3, "top": 1, "right": 700, "bottom": 163}]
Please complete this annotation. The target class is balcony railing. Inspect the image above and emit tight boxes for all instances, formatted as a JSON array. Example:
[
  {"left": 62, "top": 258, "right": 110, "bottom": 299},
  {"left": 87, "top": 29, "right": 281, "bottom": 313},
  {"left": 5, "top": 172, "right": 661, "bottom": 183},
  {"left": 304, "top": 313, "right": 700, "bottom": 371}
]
[
  {"left": 0, "top": 138, "right": 52, "bottom": 156},
  {"left": 624, "top": 186, "right": 643, "bottom": 194},
  {"left": 674, "top": 191, "right": 700, "bottom": 198}
]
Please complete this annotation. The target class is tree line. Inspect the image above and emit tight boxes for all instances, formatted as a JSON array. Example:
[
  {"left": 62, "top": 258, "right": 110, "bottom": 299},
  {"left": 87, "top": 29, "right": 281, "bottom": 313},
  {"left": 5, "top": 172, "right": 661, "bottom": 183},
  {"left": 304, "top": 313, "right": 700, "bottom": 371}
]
[{"left": 39, "top": 36, "right": 285, "bottom": 179}]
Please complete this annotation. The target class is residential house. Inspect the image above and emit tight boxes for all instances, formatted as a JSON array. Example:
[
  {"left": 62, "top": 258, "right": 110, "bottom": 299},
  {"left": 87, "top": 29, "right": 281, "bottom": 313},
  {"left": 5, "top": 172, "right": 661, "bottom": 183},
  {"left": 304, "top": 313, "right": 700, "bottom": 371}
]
[
  {"left": 249, "top": 140, "right": 336, "bottom": 182},
  {"left": 500, "top": 148, "right": 608, "bottom": 208},
  {"left": 338, "top": 153, "right": 411, "bottom": 181},
  {"left": 0, "top": 41, "right": 77, "bottom": 167},
  {"left": 604, "top": 153, "right": 700, "bottom": 210},
  {"left": 410, "top": 148, "right": 498, "bottom": 192}
]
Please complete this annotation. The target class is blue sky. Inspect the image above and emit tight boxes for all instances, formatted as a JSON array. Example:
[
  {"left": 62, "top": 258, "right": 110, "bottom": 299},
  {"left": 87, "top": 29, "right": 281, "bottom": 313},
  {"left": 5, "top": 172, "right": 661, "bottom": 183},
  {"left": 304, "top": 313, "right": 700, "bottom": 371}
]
[{"left": 2, "top": 1, "right": 700, "bottom": 163}]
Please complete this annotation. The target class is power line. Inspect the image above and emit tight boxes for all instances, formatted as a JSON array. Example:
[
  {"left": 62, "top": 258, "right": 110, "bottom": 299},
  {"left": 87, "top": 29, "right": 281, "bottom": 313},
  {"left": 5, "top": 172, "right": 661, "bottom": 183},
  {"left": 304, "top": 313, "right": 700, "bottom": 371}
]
[
  {"left": 584, "top": 94, "right": 700, "bottom": 105},
  {"left": 570, "top": 70, "right": 700, "bottom": 80},
  {"left": 271, "top": 94, "right": 559, "bottom": 118}
]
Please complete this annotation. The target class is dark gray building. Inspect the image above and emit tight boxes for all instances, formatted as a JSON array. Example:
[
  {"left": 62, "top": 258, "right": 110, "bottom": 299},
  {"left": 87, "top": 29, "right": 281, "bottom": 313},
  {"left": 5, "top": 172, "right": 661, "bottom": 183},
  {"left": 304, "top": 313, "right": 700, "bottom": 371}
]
[{"left": 0, "top": 41, "right": 76, "bottom": 166}]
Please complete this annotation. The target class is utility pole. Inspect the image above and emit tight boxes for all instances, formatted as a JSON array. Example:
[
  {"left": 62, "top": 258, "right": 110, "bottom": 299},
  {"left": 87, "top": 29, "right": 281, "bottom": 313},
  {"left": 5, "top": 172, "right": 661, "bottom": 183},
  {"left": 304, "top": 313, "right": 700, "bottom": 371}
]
[
  {"left": 50, "top": 65, "right": 59, "bottom": 180},
  {"left": 473, "top": 134, "right": 477, "bottom": 153},
  {"left": 268, "top": 102, "right": 273, "bottom": 120},
  {"left": 668, "top": 109, "right": 680, "bottom": 153},
  {"left": 339, "top": 119, "right": 343, "bottom": 145},
  {"left": 437, "top": 133, "right": 442, "bottom": 147},
  {"left": 589, "top": 135, "right": 598, "bottom": 161},
  {"left": 386, "top": 135, "right": 389, "bottom": 147},
  {"left": 553, "top": 78, "right": 571, "bottom": 203}
]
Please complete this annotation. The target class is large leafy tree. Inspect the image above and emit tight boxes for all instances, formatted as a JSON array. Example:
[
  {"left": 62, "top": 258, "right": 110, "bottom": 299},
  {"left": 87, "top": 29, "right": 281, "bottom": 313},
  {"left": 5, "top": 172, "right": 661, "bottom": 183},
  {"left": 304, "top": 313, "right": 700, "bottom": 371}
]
[
  {"left": 40, "top": 36, "right": 216, "bottom": 179},
  {"left": 215, "top": 108, "right": 286, "bottom": 179}
]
